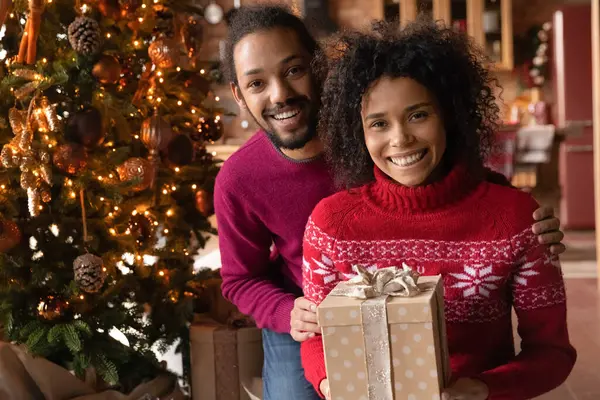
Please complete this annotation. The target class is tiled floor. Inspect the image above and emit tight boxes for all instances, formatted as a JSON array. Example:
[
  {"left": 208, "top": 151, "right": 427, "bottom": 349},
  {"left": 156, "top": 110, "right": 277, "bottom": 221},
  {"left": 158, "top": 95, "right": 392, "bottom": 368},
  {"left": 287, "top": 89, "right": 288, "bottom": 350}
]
[{"left": 534, "top": 278, "right": 600, "bottom": 399}]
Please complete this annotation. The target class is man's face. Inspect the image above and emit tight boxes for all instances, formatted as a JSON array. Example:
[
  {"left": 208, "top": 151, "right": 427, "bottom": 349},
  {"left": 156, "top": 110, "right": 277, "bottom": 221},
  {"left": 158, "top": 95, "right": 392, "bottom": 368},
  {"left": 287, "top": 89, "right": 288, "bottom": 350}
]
[{"left": 231, "top": 27, "right": 319, "bottom": 150}]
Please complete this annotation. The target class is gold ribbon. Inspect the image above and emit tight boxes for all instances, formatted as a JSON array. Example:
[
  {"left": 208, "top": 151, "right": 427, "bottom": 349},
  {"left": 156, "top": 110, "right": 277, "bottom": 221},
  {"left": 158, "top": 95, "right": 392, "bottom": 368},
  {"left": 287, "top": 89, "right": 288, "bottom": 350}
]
[{"left": 330, "top": 263, "right": 422, "bottom": 400}]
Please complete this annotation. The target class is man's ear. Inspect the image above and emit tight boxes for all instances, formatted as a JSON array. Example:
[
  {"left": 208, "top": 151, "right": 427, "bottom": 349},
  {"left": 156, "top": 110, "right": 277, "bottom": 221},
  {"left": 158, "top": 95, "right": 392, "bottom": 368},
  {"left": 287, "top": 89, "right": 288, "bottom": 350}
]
[{"left": 230, "top": 82, "right": 247, "bottom": 110}]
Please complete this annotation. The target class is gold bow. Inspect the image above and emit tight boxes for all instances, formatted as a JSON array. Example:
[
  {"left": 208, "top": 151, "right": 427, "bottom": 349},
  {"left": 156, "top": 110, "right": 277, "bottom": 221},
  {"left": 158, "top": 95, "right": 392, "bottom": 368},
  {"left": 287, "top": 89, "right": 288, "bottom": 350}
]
[{"left": 332, "top": 263, "right": 422, "bottom": 300}]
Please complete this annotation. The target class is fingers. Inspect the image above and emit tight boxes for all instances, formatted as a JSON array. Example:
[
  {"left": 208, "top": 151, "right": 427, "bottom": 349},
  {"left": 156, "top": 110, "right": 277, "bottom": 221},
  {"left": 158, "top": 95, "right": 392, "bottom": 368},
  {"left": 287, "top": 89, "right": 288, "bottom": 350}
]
[
  {"left": 537, "top": 230, "right": 565, "bottom": 246},
  {"left": 295, "top": 297, "right": 317, "bottom": 312},
  {"left": 550, "top": 243, "right": 567, "bottom": 256},
  {"left": 291, "top": 316, "right": 320, "bottom": 333},
  {"left": 290, "top": 330, "right": 315, "bottom": 342},
  {"left": 533, "top": 206, "right": 554, "bottom": 221},
  {"left": 293, "top": 307, "right": 318, "bottom": 324},
  {"left": 532, "top": 217, "right": 561, "bottom": 235}
]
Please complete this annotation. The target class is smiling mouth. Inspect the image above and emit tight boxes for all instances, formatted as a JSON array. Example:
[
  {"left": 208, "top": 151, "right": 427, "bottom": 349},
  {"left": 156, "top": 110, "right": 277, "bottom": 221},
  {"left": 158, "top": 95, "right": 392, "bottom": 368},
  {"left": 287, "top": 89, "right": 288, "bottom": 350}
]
[
  {"left": 388, "top": 149, "right": 428, "bottom": 167},
  {"left": 271, "top": 109, "right": 301, "bottom": 121}
]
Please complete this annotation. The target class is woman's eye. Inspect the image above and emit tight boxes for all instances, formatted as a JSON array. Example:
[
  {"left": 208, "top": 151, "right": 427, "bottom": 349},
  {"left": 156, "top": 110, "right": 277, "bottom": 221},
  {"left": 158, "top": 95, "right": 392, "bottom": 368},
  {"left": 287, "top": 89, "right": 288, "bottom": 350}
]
[
  {"left": 287, "top": 66, "right": 305, "bottom": 76},
  {"left": 409, "top": 111, "right": 428, "bottom": 121},
  {"left": 371, "top": 121, "right": 387, "bottom": 128}
]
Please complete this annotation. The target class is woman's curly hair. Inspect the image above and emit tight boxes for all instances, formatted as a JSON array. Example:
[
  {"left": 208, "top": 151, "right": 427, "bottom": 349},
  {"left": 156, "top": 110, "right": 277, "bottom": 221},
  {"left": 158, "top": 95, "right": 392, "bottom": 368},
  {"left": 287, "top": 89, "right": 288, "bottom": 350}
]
[{"left": 314, "top": 16, "right": 500, "bottom": 189}]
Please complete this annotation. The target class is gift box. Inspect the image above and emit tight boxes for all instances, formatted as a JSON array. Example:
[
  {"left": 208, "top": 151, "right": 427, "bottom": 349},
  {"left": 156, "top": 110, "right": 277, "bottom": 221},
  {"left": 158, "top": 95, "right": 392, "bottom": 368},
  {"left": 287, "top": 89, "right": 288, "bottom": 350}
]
[
  {"left": 317, "top": 265, "right": 450, "bottom": 400},
  {"left": 190, "top": 278, "right": 263, "bottom": 400}
]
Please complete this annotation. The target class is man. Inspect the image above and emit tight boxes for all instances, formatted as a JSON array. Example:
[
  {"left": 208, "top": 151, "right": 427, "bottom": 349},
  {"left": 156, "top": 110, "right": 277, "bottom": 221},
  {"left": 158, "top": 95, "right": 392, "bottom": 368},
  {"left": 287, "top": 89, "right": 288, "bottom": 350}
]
[{"left": 214, "top": 5, "right": 566, "bottom": 399}]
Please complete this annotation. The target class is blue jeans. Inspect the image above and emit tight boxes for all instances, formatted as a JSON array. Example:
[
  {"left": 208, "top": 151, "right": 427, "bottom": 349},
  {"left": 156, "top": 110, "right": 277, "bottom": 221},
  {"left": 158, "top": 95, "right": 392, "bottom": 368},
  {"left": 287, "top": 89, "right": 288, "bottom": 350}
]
[{"left": 262, "top": 329, "right": 321, "bottom": 400}]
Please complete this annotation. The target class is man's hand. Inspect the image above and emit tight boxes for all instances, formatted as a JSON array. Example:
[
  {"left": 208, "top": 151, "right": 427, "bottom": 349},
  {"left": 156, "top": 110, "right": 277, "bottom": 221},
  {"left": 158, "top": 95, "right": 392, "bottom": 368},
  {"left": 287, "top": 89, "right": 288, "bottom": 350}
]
[
  {"left": 290, "top": 297, "right": 319, "bottom": 342},
  {"left": 320, "top": 379, "right": 331, "bottom": 400},
  {"left": 441, "top": 378, "right": 489, "bottom": 400},
  {"left": 532, "top": 206, "right": 566, "bottom": 255}
]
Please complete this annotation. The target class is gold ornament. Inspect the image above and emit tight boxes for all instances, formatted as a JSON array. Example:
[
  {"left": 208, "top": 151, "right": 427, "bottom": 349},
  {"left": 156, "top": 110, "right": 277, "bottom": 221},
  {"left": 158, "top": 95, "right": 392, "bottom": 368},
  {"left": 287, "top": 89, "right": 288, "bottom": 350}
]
[
  {"left": 20, "top": 170, "right": 36, "bottom": 190},
  {"left": 40, "top": 188, "right": 51, "bottom": 203},
  {"left": 116, "top": 157, "right": 154, "bottom": 192},
  {"left": 92, "top": 54, "right": 122, "bottom": 85},
  {"left": 148, "top": 37, "right": 179, "bottom": 69},
  {"left": 141, "top": 115, "right": 172, "bottom": 160},
  {"left": 38, "top": 149, "right": 50, "bottom": 164},
  {"left": 33, "top": 107, "right": 49, "bottom": 132},
  {"left": 12, "top": 68, "right": 41, "bottom": 80},
  {"left": 28, "top": 187, "right": 41, "bottom": 217},
  {"left": 1, "top": 145, "right": 15, "bottom": 168},
  {"left": 0, "top": 220, "right": 22, "bottom": 253},
  {"left": 14, "top": 81, "right": 39, "bottom": 100},
  {"left": 9, "top": 108, "right": 27, "bottom": 139},
  {"left": 39, "top": 163, "right": 52, "bottom": 185},
  {"left": 40, "top": 96, "right": 59, "bottom": 132}
]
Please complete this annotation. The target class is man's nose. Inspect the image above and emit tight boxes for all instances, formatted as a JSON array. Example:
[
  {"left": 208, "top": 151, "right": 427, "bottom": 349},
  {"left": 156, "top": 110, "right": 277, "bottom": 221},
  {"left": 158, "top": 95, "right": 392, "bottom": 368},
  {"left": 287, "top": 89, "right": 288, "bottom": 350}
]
[{"left": 270, "top": 79, "right": 294, "bottom": 105}]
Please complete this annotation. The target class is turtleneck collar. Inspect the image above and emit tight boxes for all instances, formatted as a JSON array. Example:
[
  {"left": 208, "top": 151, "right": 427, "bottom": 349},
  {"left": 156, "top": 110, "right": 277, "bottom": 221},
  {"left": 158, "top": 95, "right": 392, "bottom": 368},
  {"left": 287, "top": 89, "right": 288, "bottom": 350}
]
[{"left": 364, "top": 162, "right": 481, "bottom": 214}]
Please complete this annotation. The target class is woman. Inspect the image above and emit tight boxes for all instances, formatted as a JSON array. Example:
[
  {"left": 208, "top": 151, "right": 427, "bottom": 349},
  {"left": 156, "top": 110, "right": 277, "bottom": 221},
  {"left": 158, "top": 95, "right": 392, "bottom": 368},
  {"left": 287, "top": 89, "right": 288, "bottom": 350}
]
[{"left": 300, "top": 18, "right": 576, "bottom": 400}]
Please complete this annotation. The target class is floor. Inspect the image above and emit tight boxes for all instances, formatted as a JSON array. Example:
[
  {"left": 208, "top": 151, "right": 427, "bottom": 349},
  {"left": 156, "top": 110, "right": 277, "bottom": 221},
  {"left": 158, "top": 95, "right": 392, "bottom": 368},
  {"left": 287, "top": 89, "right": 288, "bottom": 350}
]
[{"left": 534, "top": 278, "right": 600, "bottom": 400}]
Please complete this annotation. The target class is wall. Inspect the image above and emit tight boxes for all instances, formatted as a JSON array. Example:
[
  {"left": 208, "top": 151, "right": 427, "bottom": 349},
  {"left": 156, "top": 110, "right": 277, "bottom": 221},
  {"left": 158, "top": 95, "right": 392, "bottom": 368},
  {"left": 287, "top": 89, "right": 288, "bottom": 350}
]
[{"left": 199, "top": 0, "right": 583, "bottom": 143}]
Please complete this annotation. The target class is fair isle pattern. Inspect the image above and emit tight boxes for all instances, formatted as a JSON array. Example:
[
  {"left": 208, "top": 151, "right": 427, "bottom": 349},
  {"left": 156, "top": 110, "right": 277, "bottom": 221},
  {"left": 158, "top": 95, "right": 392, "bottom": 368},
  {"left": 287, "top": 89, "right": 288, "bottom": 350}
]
[
  {"left": 303, "top": 217, "right": 565, "bottom": 324},
  {"left": 304, "top": 217, "right": 534, "bottom": 265},
  {"left": 514, "top": 282, "right": 566, "bottom": 311}
]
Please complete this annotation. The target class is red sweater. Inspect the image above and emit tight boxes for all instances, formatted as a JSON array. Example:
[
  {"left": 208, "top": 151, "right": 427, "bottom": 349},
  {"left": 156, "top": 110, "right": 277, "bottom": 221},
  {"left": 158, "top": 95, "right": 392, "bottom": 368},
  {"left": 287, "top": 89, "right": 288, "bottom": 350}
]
[{"left": 300, "top": 163, "right": 576, "bottom": 400}]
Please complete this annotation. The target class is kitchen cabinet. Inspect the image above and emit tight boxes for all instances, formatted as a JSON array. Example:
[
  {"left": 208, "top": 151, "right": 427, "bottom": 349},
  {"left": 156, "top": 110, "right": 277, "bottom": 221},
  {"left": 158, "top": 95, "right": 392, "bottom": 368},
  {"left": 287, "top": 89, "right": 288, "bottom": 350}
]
[{"left": 383, "top": 0, "right": 513, "bottom": 70}]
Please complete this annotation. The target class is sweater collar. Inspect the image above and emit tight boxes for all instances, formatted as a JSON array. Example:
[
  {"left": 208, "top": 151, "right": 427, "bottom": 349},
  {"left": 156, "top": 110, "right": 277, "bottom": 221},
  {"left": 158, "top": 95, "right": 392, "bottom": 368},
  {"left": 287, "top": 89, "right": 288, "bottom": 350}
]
[{"left": 365, "top": 162, "right": 480, "bottom": 213}]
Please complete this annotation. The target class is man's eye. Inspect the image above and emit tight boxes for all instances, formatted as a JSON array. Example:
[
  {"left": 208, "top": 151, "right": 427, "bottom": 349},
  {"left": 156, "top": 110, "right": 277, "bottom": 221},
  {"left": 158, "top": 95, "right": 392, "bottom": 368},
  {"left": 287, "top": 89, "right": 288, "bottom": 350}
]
[{"left": 248, "top": 81, "right": 262, "bottom": 89}]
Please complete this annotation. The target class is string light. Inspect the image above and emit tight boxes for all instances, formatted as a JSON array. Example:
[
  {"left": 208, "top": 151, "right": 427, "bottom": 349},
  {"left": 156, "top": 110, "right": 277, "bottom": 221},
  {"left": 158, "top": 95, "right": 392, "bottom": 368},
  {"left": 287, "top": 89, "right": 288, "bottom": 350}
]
[
  {"left": 215, "top": 96, "right": 220, "bottom": 101},
  {"left": 177, "top": 101, "right": 182, "bottom": 106},
  {"left": 109, "top": 228, "right": 116, "bottom": 235},
  {"left": 106, "top": 33, "right": 111, "bottom": 38},
  {"left": 174, "top": 167, "right": 180, "bottom": 172},
  {"left": 159, "top": 78, "right": 164, "bottom": 83},
  {"left": 163, "top": 228, "right": 169, "bottom": 234},
  {"left": 176, "top": 67, "right": 181, "bottom": 72},
  {"left": 70, "top": 191, "right": 76, "bottom": 198},
  {"left": 132, "top": 210, "right": 138, "bottom": 216},
  {"left": 157, "top": 71, "right": 162, "bottom": 77},
  {"left": 153, "top": 221, "right": 159, "bottom": 226},
  {"left": 81, "top": 4, "right": 88, "bottom": 13},
  {"left": 138, "top": 17, "right": 143, "bottom": 23},
  {"left": 144, "top": 211, "right": 150, "bottom": 216},
  {"left": 159, "top": 270, "right": 165, "bottom": 276},
  {"left": 134, "top": 40, "right": 140, "bottom": 47},
  {"left": 100, "top": 197, "right": 105, "bottom": 201},
  {"left": 134, "top": 134, "right": 140, "bottom": 139},
  {"left": 162, "top": 189, "right": 168, "bottom": 195},
  {"left": 191, "top": 109, "right": 196, "bottom": 114},
  {"left": 114, "top": 206, "right": 119, "bottom": 211},
  {"left": 171, "top": 186, "right": 176, "bottom": 191},
  {"left": 142, "top": 3, "right": 146, "bottom": 8},
  {"left": 200, "top": 69, "right": 205, "bottom": 74},
  {"left": 192, "top": 184, "right": 197, "bottom": 190},
  {"left": 79, "top": 295, "right": 84, "bottom": 300},
  {"left": 0, "top": 185, "right": 5, "bottom": 190},
  {"left": 157, "top": 97, "right": 162, "bottom": 103},
  {"left": 166, "top": 209, "right": 173, "bottom": 217},
  {"left": 42, "top": 58, "right": 47, "bottom": 63}
]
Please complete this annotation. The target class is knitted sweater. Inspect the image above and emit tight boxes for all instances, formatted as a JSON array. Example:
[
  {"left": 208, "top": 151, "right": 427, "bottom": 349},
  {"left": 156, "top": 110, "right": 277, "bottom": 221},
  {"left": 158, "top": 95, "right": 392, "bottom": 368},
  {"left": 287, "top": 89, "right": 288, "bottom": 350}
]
[{"left": 300, "top": 163, "right": 576, "bottom": 400}]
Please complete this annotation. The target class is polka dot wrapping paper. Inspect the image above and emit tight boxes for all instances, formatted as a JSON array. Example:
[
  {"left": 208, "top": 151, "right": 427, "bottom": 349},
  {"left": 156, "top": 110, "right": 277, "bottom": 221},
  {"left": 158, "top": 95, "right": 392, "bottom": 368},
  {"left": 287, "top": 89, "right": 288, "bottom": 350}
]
[{"left": 317, "top": 275, "right": 450, "bottom": 400}]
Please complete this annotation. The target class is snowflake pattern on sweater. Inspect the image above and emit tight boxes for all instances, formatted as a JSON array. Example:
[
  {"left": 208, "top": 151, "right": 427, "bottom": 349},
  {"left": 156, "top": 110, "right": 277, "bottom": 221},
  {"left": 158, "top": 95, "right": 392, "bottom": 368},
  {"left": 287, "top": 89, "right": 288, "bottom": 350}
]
[{"left": 303, "top": 218, "right": 565, "bottom": 325}]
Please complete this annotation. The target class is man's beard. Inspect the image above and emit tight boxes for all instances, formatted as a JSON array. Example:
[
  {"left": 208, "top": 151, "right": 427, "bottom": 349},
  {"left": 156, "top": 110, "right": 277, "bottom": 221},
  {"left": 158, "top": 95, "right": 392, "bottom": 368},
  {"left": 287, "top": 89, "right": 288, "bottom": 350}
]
[{"left": 249, "top": 102, "right": 318, "bottom": 150}]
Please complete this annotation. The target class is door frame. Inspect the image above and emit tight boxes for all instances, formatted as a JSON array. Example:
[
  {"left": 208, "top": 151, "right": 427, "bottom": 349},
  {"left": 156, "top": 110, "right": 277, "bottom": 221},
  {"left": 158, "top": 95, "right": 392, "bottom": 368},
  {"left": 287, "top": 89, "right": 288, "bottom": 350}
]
[{"left": 593, "top": 0, "right": 600, "bottom": 284}]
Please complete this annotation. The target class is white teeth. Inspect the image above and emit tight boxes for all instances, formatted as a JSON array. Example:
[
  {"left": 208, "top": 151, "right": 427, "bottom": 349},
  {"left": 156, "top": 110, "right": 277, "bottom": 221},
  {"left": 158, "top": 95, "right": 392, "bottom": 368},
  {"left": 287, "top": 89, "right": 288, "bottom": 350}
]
[
  {"left": 390, "top": 150, "right": 426, "bottom": 167},
  {"left": 273, "top": 110, "right": 300, "bottom": 120}
]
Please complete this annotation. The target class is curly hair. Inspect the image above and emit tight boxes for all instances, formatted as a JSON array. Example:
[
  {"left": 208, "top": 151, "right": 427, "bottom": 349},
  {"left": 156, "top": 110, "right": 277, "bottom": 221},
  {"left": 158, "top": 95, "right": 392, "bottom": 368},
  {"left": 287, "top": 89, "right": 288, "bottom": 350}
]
[
  {"left": 315, "top": 16, "right": 500, "bottom": 189},
  {"left": 223, "top": 4, "right": 320, "bottom": 85}
]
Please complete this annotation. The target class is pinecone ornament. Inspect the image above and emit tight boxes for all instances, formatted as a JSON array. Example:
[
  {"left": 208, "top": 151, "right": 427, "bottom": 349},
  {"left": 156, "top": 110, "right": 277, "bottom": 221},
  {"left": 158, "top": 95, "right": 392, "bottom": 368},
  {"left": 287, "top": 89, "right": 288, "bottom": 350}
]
[
  {"left": 73, "top": 253, "right": 106, "bottom": 293},
  {"left": 68, "top": 17, "right": 102, "bottom": 56}
]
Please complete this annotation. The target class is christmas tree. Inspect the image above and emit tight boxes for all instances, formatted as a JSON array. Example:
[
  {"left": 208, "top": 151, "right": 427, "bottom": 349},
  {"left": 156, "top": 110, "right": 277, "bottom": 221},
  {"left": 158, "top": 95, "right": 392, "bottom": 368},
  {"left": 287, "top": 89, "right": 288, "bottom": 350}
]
[{"left": 0, "top": 0, "right": 222, "bottom": 392}]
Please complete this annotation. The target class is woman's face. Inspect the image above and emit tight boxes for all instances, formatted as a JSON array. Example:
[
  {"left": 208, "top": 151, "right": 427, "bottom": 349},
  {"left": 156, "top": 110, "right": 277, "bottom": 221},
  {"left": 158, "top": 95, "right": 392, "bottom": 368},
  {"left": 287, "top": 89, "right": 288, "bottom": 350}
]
[{"left": 361, "top": 77, "right": 446, "bottom": 187}]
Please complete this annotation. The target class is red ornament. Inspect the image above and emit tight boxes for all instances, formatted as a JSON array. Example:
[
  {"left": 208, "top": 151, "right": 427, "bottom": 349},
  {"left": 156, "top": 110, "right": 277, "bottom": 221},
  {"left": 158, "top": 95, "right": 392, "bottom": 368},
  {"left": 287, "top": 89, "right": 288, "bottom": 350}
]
[{"left": 195, "top": 189, "right": 213, "bottom": 217}]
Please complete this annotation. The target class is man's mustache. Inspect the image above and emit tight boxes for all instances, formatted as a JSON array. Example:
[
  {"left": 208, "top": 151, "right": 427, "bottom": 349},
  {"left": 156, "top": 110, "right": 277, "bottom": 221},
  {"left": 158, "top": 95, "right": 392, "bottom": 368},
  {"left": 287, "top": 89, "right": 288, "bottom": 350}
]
[{"left": 263, "top": 97, "right": 309, "bottom": 116}]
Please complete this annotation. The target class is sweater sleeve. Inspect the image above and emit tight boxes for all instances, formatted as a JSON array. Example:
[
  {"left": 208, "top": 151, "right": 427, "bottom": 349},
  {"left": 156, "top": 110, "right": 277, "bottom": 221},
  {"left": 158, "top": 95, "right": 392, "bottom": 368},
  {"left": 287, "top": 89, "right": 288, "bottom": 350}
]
[
  {"left": 300, "top": 215, "right": 343, "bottom": 399},
  {"left": 214, "top": 177, "right": 295, "bottom": 334},
  {"left": 475, "top": 228, "right": 576, "bottom": 399}
]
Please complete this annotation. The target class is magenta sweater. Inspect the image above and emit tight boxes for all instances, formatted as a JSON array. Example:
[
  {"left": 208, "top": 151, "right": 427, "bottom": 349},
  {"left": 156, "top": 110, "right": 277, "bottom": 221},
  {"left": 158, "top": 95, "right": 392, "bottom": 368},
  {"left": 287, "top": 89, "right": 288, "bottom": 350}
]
[{"left": 213, "top": 131, "right": 336, "bottom": 333}]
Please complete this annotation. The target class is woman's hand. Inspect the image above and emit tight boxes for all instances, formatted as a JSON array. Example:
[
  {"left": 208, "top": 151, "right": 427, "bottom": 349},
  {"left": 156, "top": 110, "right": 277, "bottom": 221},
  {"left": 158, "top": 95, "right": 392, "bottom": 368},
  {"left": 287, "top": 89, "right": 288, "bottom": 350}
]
[
  {"left": 441, "top": 378, "right": 489, "bottom": 400},
  {"left": 320, "top": 379, "right": 331, "bottom": 400}
]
